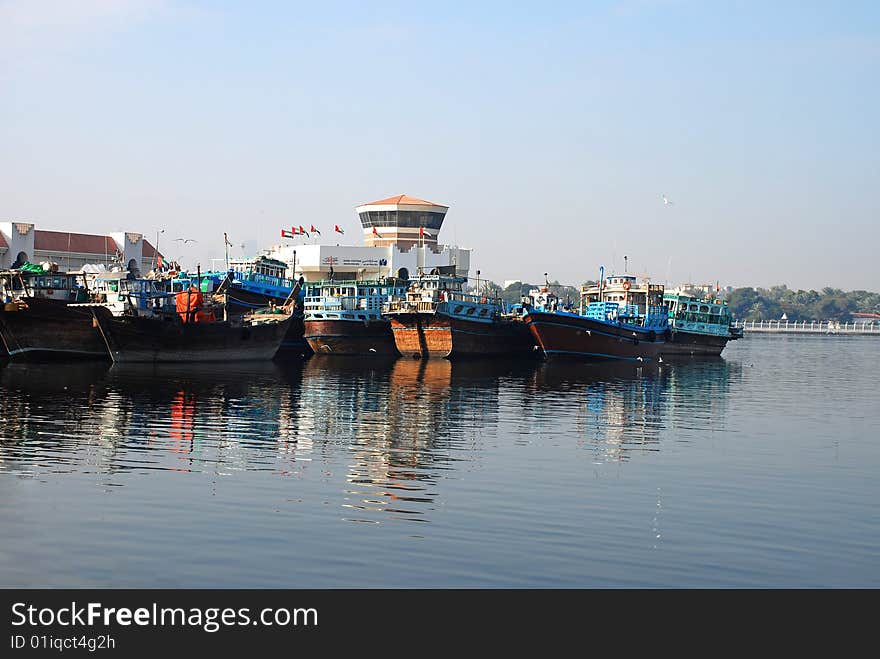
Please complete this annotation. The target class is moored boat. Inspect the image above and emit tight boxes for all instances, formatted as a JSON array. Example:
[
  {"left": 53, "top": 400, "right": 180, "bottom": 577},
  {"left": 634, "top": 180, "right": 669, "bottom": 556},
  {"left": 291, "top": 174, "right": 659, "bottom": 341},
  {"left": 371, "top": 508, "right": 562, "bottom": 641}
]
[
  {"left": 382, "top": 271, "right": 535, "bottom": 359},
  {"left": 90, "top": 285, "right": 291, "bottom": 363},
  {"left": 661, "top": 292, "right": 742, "bottom": 356},
  {"left": 303, "top": 278, "right": 406, "bottom": 355},
  {"left": 221, "top": 256, "right": 300, "bottom": 316},
  {"left": 0, "top": 269, "right": 110, "bottom": 361},
  {"left": 213, "top": 257, "right": 308, "bottom": 358},
  {"left": 524, "top": 272, "right": 670, "bottom": 361}
]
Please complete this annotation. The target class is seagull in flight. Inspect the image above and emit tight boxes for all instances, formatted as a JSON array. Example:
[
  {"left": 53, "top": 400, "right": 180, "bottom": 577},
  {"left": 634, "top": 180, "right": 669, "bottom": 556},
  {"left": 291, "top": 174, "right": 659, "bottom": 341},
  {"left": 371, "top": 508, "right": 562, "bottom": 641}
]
[
  {"left": 661, "top": 194, "right": 674, "bottom": 206},
  {"left": 173, "top": 238, "right": 198, "bottom": 244}
]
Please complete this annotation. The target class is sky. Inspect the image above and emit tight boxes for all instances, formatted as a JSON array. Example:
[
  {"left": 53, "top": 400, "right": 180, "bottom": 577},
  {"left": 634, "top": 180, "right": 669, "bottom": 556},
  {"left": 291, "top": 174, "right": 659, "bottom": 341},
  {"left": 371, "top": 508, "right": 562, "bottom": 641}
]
[{"left": 2, "top": 0, "right": 878, "bottom": 291}]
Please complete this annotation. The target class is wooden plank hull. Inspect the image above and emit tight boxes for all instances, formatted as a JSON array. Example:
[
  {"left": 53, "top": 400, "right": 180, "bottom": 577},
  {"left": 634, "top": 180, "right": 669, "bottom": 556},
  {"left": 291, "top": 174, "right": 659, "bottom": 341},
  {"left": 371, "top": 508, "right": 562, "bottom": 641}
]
[
  {"left": 274, "top": 315, "right": 310, "bottom": 358},
  {"left": 0, "top": 298, "right": 110, "bottom": 361},
  {"left": 95, "top": 314, "right": 290, "bottom": 363},
  {"left": 525, "top": 310, "right": 666, "bottom": 361},
  {"left": 305, "top": 318, "right": 398, "bottom": 356},
  {"left": 389, "top": 313, "right": 535, "bottom": 359},
  {"left": 661, "top": 329, "right": 733, "bottom": 356}
]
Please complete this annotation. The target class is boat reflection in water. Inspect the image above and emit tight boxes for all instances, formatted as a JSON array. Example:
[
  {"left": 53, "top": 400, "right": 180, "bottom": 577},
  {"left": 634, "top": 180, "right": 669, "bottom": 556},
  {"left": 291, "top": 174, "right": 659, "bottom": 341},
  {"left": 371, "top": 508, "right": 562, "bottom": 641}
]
[
  {"left": 293, "top": 357, "right": 553, "bottom": 522},
  {"left": 0, "top": 361, "right": 307, "bottom": 478},
  {"left": 0, "top": 355, "right": 738, "bottom": 519},
  {"left": 522, "top": 357, "right": 740, "bottom": 463}
]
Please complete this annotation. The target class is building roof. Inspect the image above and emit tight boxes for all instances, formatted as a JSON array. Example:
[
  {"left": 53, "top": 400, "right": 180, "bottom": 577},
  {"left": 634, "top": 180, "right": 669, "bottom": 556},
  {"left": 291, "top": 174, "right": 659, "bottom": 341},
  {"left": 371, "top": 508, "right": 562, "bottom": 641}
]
[
  {"left": 359, "top": 194, "right": 448, "bottom": 208},
  {"left": 142, "top": 239, "right": 162, "bottom": 258},
  {"left": 0, "top": 233, "right": 7, "bottom": 248},
  {"left": 34, "top": 230, "right": 121, "bottom": 255}
]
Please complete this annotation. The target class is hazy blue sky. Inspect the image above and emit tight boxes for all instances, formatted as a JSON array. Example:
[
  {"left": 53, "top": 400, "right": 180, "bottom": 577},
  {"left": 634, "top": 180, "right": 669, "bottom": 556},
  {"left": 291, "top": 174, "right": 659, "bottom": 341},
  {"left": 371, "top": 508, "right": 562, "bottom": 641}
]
[{"left": 2, "top": 1, "right": 878, "bottom": 290}]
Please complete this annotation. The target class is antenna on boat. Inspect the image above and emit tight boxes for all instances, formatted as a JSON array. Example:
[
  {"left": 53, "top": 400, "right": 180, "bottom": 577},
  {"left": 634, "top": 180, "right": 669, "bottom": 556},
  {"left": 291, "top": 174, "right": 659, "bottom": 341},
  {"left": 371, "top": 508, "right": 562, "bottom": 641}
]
[
  {"left": 224, "top": 232, "right": 233, "bottom": 271},
  {"left": 624, "top": 255, "right": 628, "bottom": 274}
]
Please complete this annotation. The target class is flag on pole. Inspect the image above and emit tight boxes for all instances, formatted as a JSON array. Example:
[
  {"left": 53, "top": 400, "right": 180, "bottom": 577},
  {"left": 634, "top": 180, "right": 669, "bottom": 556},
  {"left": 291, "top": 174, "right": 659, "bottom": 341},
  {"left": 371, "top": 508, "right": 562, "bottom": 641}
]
[
  {"left": 224, "top": 232, "right": 233, "bottom": 247},
  {"left": 281, "top": 229, "right": 296, "bottom": 238},
  {"left": 372, "top": 227, "right": 380, "bottom": 237},
  {"left": 419, "top": 227, "right": 433, "bottom": 238},
  {"left": 334, "top": 225, "right": 345, "bottom": 235},
  {"left": 310, "top": 225, "right": 321, "bottom": 235},
  {"left": 299, "top": 225, "right": 310, "bottom": 238},
  {"left": 157, "top": 254, "right": 164, "bottom": 269}
]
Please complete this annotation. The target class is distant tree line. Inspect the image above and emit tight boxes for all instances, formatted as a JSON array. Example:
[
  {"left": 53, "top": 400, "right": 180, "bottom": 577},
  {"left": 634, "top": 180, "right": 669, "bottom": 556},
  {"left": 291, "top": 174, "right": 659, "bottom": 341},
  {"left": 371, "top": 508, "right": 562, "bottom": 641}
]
[{"left": 721, "top": 285, "right": 879, "bottom": 322}]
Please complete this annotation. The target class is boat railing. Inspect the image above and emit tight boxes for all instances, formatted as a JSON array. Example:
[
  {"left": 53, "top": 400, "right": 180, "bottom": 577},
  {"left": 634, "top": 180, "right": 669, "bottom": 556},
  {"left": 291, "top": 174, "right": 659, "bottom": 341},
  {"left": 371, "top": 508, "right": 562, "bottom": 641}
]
[
  {"left": 234, "top": 271, "right": 298, "bottom": 290},
  {"left": 444, "top": 290, "right": 492, "bottom": 304},
  {"left": 305, "top": 295, "right": 389, "bottom": 311},
  {"left": 383, "top": 299, "right": 438, "bottom": 314}
]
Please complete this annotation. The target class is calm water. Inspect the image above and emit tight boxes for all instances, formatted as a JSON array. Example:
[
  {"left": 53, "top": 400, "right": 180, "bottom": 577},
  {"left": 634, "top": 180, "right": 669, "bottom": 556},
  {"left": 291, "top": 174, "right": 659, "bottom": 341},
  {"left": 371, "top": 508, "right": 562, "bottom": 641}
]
[{"left": 1, "top": 336, "right": 878, "bottom": 588}]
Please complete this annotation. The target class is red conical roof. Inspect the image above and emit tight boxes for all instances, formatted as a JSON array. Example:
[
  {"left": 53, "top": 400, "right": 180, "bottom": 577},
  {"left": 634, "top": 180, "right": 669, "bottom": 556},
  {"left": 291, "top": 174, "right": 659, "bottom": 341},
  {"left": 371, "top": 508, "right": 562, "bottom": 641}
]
[{"left": 359, "top": 194, "right": 447, "bottom": 208}]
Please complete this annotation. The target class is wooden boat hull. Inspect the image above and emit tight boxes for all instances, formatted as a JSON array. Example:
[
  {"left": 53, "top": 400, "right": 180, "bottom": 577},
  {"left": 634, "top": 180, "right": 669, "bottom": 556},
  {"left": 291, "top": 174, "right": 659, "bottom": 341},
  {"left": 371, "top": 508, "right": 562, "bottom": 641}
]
[
  {"left": 274, "top": 314, "right": 310, "bottom": 358},
  {"left": 389, "top": 313, "right": 535, "bottom": 359},
  {"left": 94, "top": 314, "right": 290, "bottom": 363},
  {"left": 305, "top": 318, "right": 398, "bottom": 356},
  {"left": 661, "top": 329, "right": 733, "bottom": 357},
  {"left": 524, "top": 310, "right": 666, "bottom": 361},
  {"left": 0, "top": 298, "right": 110, "bottom": 361}
]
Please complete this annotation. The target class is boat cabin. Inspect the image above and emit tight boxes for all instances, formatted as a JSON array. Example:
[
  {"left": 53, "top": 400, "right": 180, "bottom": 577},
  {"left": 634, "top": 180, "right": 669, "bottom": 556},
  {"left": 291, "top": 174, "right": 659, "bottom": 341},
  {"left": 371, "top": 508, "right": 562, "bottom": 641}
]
[
  {"left": 384, "top": 273, "right": 505, "bottom": 321},
  {"left": 664, "top": 293, "right": 734, "bottom": 336},
  {"left": 579, "top": 275, "right": 667, "bottom": 328},
  {"left": 1, "top": 270, "right": 90, "bottom": 304},
  {"left": 303, "top": 279, "right": 407, "bottom": 321},
  {"left": 82, "top": 272, "right": 171, "bottom": 317}
]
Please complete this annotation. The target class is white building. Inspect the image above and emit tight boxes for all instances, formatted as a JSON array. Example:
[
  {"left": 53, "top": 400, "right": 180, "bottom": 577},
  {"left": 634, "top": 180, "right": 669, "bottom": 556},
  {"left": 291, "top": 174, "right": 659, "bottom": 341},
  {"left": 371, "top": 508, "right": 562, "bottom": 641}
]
[
  {"left": 263, "top": 194, "right": 471, "bottom": 282},
  {"left": 0, "top": 222, "right": 161, "bottom": 273}
]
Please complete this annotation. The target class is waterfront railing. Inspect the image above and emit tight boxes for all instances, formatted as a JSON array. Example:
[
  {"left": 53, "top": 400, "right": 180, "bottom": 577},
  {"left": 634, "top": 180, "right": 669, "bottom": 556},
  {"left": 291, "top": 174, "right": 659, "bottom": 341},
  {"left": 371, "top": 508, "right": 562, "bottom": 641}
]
[{"left": 735, "top": 320, "right": 879, "bottom": 335}]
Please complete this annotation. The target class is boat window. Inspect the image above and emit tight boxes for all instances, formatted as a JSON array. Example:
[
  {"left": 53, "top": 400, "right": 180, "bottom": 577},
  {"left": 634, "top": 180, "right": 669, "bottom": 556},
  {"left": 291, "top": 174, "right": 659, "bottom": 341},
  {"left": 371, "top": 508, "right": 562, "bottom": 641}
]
[
  {"left": 479, "top": 308, "right": 488, "bottom": 317},
  {"left": 314, "top": 314, "right": 323, "bottom": 318},
  {"left": 466, "top": 307, "right": 475, "bottom": 315},
  {"left": 358, "top": 314, "right": 366, "bottom": 320},
  {"left": 700, "top": 305, "right": 710, "bottom": 313},
  {"left": 454, "top": 305, "right": 464, "bottom": 313}
]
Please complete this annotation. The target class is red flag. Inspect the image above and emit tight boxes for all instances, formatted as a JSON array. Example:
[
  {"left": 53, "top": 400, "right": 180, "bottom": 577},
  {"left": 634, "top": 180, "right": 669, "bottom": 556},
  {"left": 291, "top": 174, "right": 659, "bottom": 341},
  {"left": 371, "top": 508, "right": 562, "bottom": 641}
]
[
  {"left": 419, "top": 226, "right": 424, "bottom": 237},
  {"left": 372, "top": 227, "right": 380, "bottom": 237},
  {"left": 310, "top": 224, "right": 321, "bottom": 235},
  {"left": 299, "top": 225, "right": 310, "bottom": 238},
  {"left": 334, "top": 225, "right": 345, "bottom": 235},
  {"left": 157, "top": 254, "right": 164, "bottom": 268},
  {"left": 281, "top": 229, "right": 295, "bottom": 238}
]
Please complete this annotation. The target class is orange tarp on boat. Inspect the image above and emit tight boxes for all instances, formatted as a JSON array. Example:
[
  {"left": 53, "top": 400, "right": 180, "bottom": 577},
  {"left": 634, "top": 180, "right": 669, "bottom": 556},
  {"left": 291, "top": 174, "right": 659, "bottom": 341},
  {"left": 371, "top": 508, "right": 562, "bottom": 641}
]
[{"left": 176, "top": 286, "right": 204, "bottom": 323}]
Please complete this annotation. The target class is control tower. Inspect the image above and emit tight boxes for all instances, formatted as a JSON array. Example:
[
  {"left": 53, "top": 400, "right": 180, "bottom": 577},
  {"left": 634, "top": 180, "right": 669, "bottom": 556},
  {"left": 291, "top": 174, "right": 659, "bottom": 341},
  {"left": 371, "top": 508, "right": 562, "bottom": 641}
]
[{"left": 355, "top": 194, "right": 449, "bottom": 251}]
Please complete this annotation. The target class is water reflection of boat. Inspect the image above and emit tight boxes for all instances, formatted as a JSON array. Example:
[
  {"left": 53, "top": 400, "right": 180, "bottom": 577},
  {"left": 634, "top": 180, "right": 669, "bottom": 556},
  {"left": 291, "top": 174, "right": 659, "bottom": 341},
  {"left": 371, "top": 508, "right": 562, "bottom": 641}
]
[{"left": 522, "top": 358, "right": 737, "bottom": 462}]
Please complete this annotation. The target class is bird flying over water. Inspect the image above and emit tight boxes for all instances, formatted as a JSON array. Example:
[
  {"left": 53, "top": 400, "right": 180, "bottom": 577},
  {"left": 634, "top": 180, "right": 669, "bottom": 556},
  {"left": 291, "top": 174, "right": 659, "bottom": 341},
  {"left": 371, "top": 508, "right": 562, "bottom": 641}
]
[{"left": 661, "top": 194, "right": 674, "bottom": 206}]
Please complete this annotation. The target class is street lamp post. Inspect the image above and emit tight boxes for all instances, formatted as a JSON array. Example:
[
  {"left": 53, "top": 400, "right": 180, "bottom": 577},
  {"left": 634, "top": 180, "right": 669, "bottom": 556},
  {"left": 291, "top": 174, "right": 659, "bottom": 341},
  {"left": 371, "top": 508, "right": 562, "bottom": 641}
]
[{"left": 154, "top": 229, "right": 165, "bottom": 270}]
